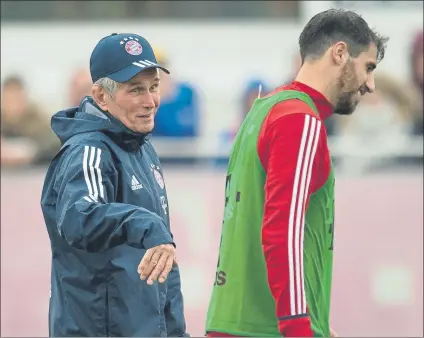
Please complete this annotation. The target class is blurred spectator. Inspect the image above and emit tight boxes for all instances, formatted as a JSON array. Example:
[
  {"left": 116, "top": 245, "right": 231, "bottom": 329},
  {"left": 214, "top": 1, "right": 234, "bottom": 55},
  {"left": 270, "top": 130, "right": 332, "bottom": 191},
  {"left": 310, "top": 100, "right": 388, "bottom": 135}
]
[
  {"left": 213, "top": 78, "right": 270, "bottom": 168},
  {"left": 221, "top": 79, "right": 269, "bottom": 148},
  {"left": 1, "top": 75, "right": 60, "bottom": 167},
  {"left": 152, "top": 48, "right": 201, "bottom": 137},
  {"left": 68, "top": 67, "right": 92, "bottom": 107},
  {"left": 241, "top": 79, "right": 269, "bottom": 121},
  {"left": 336, "top": 72, "right": 420, "bottom": 136},
  {"left": 212, "top": 79, "right": 270, "bottom": 168},
  {"left": 334, "top": 71, "right": 422, "bottom": 172},
  {"left": 409, "top": 30, "right": 423, "bottom": 135}
]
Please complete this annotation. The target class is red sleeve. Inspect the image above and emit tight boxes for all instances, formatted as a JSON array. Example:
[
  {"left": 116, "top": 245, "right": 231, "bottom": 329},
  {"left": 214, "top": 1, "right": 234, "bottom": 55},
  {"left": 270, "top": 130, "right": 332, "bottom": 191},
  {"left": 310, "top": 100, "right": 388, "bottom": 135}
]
[{"left": 257, "top": 100, "right": 325, "bottom": 337}]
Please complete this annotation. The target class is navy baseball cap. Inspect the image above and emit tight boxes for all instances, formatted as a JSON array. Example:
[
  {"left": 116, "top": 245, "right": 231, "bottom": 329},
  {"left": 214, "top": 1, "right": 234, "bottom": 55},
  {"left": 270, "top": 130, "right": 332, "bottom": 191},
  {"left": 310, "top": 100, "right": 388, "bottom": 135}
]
[{"left": 90, "top": 33, "right": 170, "bottom": 83}]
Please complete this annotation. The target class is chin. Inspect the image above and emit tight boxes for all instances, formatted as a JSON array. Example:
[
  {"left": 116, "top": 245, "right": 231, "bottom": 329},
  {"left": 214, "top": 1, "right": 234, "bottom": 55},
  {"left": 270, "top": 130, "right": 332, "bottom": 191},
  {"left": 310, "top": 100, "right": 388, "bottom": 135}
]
[
  {"left": 334, "top": 101, "right": 357, "bottom": 116},
  {"left": 138, "top": 124, "right": 154, "bottom": 134}
]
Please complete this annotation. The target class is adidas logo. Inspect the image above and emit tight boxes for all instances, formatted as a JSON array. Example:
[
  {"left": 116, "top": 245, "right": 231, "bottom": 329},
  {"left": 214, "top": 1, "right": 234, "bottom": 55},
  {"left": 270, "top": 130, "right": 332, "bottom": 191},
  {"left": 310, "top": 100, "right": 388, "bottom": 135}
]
[{"left": 131, "top": 175, "right": 143, "bottom": 191}]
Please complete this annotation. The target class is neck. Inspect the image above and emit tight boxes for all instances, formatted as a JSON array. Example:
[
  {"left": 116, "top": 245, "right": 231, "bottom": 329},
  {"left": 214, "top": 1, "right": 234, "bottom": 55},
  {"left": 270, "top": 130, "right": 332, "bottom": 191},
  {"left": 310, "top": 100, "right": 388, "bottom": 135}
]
[{"left": 295, "top": 62, "right": 337, "bottom": 106}]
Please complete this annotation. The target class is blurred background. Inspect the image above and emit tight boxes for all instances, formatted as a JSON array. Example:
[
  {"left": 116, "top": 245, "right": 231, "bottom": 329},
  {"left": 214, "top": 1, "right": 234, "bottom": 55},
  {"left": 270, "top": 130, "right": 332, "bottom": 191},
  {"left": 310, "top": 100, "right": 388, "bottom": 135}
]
[{"left": 1, "top": 0, "right": 423, "bottom": 337}]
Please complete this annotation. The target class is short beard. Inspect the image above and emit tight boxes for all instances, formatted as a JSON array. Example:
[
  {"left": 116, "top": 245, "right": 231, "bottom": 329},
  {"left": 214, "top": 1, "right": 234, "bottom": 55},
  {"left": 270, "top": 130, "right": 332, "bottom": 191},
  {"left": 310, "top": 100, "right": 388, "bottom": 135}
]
[{"left": 333, "top": 61, "right": 358, "bottom": 116}]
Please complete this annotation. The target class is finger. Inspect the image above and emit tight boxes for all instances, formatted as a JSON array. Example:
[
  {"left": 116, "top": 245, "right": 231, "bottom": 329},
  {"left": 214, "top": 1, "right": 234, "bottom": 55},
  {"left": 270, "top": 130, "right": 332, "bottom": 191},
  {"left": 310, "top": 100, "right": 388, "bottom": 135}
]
[
  {"left": 140, "top": 251, "right": 162, "bottom": 280},
  {"left": 137, "top": 248, "right": 155, "bottom": 273},
  {"left": 158, "top": 255, "right": 174, "bottom": 283},
  {"left": 147, "top": 253, "right": 168, "bottom": 285}
]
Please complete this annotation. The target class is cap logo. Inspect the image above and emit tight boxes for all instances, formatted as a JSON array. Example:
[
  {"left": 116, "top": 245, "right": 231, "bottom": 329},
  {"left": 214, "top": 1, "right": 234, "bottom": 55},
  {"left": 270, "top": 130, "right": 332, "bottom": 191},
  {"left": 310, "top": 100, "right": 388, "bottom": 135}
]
[{"left": 125, "top": 40, "right": 142, "bottom": 56}]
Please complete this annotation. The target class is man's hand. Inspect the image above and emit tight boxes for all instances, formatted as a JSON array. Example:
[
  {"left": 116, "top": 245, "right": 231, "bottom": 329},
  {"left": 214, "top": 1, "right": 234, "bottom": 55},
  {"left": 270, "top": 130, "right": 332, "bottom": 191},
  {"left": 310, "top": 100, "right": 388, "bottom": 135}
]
[{"left": 137, "top": 244, "right": 176, "bottom": 285}]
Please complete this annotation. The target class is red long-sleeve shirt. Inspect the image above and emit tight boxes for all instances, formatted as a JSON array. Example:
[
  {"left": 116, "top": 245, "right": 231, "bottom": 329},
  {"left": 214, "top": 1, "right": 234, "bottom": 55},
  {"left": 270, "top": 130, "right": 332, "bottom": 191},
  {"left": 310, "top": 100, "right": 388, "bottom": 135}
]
[
  {"left": 208, "top": 81, "right": 333, "bottom": 338},
  {"left": 258, "top": 81, "right": 333, "bottom": 336}
]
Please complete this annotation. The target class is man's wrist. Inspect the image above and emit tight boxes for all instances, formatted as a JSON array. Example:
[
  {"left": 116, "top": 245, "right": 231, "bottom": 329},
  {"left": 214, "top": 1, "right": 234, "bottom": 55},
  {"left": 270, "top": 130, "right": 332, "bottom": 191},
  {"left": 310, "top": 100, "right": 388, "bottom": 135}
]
[{"left": 279, "top": 315, "right": 314, "bottom": 337}]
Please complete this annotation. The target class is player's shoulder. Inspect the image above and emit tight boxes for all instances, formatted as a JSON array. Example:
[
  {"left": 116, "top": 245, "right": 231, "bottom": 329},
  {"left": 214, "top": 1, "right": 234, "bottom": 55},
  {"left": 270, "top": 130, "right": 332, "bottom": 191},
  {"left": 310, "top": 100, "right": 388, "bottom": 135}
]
[
  {"left": 56, "top": 133, "right": 115, "bottom": 169},
  {"left": 64, "top": 134, "right": 111, "bottom": 155},
  {"left": 266, "top": 97, "right": 319, "bottom": 127}
]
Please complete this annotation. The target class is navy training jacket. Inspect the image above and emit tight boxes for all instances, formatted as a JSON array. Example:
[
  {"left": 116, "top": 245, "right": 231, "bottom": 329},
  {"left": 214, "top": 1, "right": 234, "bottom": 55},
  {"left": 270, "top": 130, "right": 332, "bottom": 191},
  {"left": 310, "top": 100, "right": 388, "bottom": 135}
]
[{"left": 40, "top": 97, "right": 188, "bottom": 337}]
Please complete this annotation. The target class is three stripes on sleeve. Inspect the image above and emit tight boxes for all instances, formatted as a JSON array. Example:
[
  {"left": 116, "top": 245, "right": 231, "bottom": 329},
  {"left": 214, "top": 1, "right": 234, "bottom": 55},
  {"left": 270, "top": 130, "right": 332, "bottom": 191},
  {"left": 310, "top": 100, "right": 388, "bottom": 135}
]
[
  {"left": 82, "top": 146, "right": 104, "bottom": 203},
  {"left": 286, "top": 114, "right": 321, "bottom": 317}
]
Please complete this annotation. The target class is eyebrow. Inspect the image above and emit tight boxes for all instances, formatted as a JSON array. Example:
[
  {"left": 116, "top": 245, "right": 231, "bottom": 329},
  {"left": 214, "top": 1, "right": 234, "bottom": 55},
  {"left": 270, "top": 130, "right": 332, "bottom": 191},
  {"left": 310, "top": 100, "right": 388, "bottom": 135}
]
[{"left": 128, "top": 77, "right": 160, "bottom": 86}]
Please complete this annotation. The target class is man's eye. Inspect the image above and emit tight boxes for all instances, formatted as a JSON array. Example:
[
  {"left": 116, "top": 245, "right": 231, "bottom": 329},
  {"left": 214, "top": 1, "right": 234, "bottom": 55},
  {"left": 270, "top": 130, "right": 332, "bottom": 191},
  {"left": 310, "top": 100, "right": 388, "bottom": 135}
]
[{"left": 131, "top": 87, "right": 141, "bottom": 93}]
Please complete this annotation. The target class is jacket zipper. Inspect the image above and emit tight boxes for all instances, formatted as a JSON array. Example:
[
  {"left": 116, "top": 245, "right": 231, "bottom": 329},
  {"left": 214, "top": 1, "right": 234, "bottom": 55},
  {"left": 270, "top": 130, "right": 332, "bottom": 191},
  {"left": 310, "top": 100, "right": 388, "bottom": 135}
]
[
  {"left": 105, "top": 283, "right": 110, "bottom": 336},
  {"left": 136, "top": 152, "right": 164, "bottom": 218}
]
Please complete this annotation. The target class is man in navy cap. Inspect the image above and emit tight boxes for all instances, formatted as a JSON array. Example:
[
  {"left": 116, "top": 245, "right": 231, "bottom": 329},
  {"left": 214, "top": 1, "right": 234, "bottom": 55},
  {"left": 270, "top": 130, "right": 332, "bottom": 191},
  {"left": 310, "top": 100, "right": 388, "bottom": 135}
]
[{"left": 40, "top": 33, "right": 188, "bottom": 337}]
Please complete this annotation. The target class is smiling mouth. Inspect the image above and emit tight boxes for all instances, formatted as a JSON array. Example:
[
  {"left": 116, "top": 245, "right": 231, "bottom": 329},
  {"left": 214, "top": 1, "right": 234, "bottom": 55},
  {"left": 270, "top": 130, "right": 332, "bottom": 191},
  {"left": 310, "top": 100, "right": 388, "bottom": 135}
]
[{"left": 137, "top": 113, "right": 153, "bottom": 118}]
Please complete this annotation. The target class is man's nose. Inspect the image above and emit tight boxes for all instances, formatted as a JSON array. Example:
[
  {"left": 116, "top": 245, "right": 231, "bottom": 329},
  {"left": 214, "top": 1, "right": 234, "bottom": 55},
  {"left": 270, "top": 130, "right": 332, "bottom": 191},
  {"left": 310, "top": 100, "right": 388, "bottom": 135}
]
[
  {"left": 366, "top": 75, "right": 376, "bottom": 94},
  {"left": 142, "top": 92, "right": 156, "bottom": 108}
]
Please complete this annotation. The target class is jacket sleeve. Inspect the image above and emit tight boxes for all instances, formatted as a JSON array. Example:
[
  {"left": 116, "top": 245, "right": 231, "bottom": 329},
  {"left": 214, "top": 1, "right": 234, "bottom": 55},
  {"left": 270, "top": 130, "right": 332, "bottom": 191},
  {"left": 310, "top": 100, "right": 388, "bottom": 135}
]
[
  {"left": 164, "top": 266, "right": 189, "bottom": 337},
  {"left": 258, "top": 108, "right": 324, "bottom": 337},
  {"left": 54, "top": 144, "right": 174, "bottom": 252}
]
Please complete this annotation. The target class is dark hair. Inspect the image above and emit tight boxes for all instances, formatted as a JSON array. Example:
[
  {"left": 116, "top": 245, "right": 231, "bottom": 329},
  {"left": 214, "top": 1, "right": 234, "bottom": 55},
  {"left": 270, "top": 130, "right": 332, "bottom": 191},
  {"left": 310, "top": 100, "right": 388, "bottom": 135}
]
[
  {"left": 2, "top": 75, "right": 25, "bottom": 89},
  {"left": 299, "top": 9, "right": 389, "bottom": 64}
]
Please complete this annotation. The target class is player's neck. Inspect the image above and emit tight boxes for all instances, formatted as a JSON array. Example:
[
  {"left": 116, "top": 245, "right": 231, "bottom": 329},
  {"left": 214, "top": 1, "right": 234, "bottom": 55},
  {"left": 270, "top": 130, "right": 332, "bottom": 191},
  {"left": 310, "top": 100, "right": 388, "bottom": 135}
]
[{"left": 295, "top": 63, "right": 337, "bottom": 106}]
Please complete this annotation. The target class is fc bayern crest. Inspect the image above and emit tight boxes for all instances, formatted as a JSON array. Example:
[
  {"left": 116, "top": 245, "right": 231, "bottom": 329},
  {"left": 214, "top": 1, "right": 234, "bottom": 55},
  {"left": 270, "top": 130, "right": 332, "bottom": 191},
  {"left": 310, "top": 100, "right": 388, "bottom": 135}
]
[
  {"left": 153, "top": 168, "right": 165, "bottom": 189},
  {"left": 125, "top": 40, "right": 142, "bottom": 55}
]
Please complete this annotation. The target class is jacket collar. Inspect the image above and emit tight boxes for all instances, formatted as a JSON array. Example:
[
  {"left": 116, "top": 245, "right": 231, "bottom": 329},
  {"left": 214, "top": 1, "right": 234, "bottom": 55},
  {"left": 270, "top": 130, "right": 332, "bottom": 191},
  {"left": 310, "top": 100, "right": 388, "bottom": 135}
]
[{"left": 79, "top": 97, "right": 150, "bottom": 152}]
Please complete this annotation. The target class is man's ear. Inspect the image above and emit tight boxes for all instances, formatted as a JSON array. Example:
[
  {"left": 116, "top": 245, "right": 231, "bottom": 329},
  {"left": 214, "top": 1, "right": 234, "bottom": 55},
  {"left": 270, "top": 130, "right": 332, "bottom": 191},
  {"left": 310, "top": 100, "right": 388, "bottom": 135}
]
[
  {"left": 91, "top": 85, "right": 109, "bottom": 111},
  {"left": 331, "top": 41, "right": 349, "bottom": 66}
]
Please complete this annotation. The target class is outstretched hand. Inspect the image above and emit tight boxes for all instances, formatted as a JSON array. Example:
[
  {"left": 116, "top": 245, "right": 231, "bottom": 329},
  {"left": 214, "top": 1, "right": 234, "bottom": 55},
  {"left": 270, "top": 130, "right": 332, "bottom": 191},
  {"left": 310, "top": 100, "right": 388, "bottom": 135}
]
[{"left": 137, "top": 244, "right": 176, "bottom": 285}]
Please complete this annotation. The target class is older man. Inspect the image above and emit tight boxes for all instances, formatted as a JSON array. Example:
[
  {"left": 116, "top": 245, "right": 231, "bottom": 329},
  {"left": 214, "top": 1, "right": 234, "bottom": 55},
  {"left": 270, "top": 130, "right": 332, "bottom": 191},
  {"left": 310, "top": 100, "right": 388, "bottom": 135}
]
[{"left": 41, "top": 33, "right": 188, "bottom": 337}]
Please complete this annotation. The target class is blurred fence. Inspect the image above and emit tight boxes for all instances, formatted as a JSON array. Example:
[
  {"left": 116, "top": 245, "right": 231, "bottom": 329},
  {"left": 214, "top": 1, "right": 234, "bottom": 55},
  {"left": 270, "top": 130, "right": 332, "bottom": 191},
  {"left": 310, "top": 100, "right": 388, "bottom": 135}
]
[{"left": 1, "top": 167, "right": 422, "bottom": 337}]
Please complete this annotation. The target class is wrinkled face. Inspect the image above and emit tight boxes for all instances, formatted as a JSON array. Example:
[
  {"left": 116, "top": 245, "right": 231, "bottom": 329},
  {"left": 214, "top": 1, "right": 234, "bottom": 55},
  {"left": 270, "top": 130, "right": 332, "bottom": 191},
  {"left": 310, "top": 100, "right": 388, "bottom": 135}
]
[
  {"left": 97, "top": 68, "right": 160, "bottom": 134},
  {"left": 333, "top": 43, "right": 378, "bottom": 115}
]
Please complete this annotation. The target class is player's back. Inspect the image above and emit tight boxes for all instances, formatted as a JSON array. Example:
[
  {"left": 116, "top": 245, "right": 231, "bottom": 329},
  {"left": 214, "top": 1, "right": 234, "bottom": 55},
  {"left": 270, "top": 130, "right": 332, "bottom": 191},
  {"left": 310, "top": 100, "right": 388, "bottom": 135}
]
[
  {"left": 206, "top": 87, "right": 335, "bottom": 337},
  {"left": 206, "top": 94, "right": 280, "bottom": 336}
]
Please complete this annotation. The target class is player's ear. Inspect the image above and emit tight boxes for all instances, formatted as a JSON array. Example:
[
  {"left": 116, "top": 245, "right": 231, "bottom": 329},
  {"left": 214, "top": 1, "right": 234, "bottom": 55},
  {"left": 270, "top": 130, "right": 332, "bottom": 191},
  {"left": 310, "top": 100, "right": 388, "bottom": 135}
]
[
  {"left": 91, "top": 84, "right": 109, "bottom": 112},
  {"left": 331, "top": 41, "right": 349, "bottom": 66}
]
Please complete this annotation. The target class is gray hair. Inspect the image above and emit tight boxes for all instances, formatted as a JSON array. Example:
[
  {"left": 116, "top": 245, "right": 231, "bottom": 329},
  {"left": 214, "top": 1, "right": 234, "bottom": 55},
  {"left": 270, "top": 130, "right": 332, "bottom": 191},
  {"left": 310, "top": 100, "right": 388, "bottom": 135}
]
[{"left": 94, "top": 77, "right": 119, "bottom": 97}]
